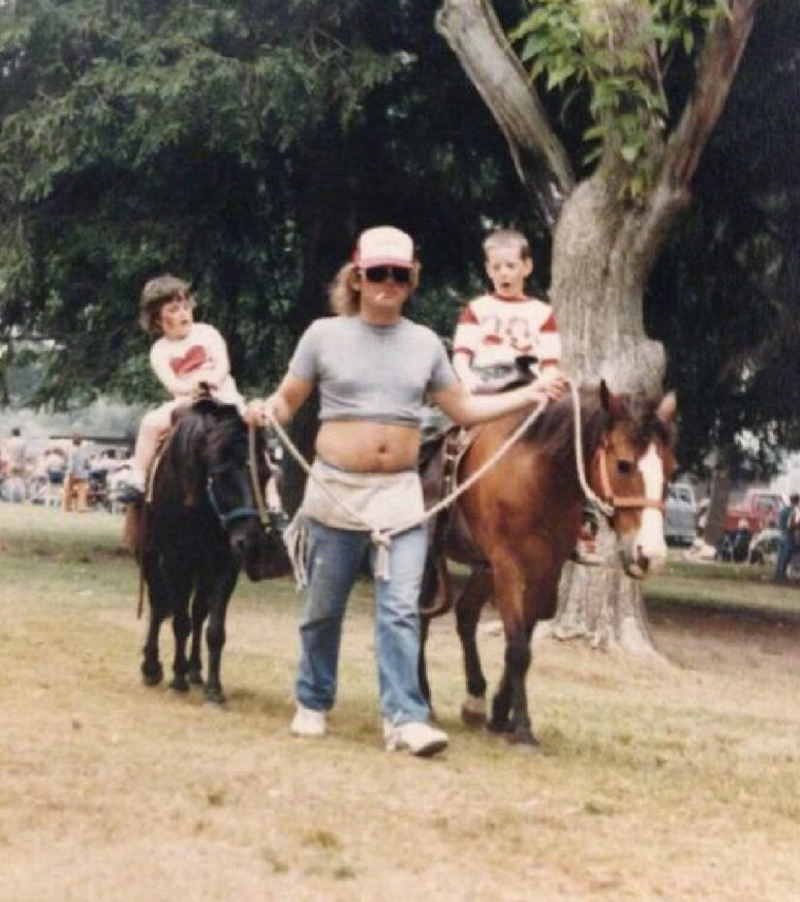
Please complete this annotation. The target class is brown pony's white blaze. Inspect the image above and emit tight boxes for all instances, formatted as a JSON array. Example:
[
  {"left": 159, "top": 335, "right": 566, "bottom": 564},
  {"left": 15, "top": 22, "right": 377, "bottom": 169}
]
[
  {"left": 590, "top": 387, "right": 677, "bottom": 578},
  {"left": 629, "top": 443, "right": 668, "bottom": 573}
]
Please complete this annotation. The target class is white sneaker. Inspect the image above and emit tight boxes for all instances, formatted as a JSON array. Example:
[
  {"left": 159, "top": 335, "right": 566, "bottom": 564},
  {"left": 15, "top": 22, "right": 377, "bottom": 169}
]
[
  {"left": 383, "top": 719, "right": 448, "bottom": 757},
  {"left": 290, "top": 704, "right": 326, "bottom": 737}
]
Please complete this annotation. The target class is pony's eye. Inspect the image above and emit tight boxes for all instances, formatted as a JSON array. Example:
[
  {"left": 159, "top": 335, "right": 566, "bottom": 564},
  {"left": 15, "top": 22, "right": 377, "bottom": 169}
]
[{"left": 617, "top": 459, "right": 634, "bottom": 475}]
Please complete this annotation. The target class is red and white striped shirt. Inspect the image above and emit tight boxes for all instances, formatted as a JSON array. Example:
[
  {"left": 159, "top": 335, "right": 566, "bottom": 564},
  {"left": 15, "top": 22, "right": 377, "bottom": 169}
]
[{"left": 452, "top": 293, "right": 561, "bottom": 375}]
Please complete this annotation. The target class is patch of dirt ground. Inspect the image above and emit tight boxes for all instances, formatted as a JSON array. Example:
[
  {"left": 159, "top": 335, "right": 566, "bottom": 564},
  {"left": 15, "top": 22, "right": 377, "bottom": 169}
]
[{"left": 1, "top": 551, "right": 799, "bottom": 902}]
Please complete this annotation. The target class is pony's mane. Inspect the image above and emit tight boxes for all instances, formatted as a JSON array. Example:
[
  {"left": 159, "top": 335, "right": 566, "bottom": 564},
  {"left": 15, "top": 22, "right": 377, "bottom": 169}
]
[
  {"left": 523, "top": 386, "right": 676, "bottom": 459},
  {"left": 167, "top": 401, "right": 245, "bottom": 488},
  {"left": 524, "top": 387, "right": 607, "bottom": 460}
]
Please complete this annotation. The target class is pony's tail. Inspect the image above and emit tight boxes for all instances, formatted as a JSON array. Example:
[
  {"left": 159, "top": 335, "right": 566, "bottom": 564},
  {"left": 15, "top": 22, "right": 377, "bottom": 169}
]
[{"left": 123, "top": 505, "right": 143, "bottom": 560}]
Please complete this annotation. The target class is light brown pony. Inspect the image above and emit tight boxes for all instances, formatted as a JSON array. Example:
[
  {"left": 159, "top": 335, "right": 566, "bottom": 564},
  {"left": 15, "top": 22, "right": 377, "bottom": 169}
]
[{"left": 419, "top": 382, "right": 677, "bottom": 746}]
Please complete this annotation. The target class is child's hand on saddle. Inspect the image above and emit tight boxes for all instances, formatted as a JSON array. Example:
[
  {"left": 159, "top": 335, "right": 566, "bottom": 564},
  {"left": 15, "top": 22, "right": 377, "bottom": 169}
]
[{"left": 193, "top": 381, "right": 213, "bottom": 400}]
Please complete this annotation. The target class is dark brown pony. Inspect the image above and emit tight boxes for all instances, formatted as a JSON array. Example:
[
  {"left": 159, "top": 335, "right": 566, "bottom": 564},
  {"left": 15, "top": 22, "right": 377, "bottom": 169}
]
[
  {"left": 128, "top": 399, "right": 289, "bottom": 703},
  {"left": 419, "top": 382, "right": 676, "bottom": 746}
]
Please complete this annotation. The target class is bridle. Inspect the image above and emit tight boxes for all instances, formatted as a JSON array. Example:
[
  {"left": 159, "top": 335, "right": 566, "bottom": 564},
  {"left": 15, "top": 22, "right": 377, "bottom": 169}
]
[
  {"left": 570, "top": 381, "right": 666, "bottom": 520},
  {"left": 591, "top": 444, "right": 666, "bottom": 516},
  {"left": 205, "top": 462, "right": 260, "bottom": 528}
]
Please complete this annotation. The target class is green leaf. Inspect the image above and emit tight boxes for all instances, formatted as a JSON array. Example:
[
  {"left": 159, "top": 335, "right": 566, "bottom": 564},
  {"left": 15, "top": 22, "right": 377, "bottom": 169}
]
[
  {"left": 621, "top": 144, "right": 641, "bottom": 163},
  {"left": 583, "top": 123, "right": 606, "bottom": 141},
  {"left": 546, "top": 66, "right": 574, "bottom": 91},
  {"left": 520, "top": 33, "right": 548, "bottom": 63}
]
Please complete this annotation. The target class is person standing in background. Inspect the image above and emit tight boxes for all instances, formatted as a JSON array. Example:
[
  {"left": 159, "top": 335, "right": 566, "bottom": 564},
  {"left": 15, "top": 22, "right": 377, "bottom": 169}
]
[{"left": 64, "top": 434, "right": 90, "bottom": 513}]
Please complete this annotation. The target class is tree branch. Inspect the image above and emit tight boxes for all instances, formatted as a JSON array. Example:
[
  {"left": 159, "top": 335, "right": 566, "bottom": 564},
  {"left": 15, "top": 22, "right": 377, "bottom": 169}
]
[
  {"left": 663, "top": 0, "right": 758, "bottom": 191},
  {"left": 632, "top": 0, "right": 758, "bottom": 275},
  {"left": 436, "top": 0, "right": 575, "bottom": 231}
]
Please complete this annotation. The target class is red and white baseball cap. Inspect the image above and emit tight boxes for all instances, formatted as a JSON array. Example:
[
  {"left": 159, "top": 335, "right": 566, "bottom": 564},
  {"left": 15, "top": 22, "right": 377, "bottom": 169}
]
[{"left": 354, "top": 226, "right": 414, "bottom": 268}]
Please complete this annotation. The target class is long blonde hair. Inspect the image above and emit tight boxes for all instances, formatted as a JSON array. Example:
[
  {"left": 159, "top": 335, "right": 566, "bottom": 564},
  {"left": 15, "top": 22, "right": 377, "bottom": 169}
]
[
  {"left": 328, "top": 262, "right": 361, "bottom": 316},
  {"left": 328, "top": 261, "right": 421, "bottom": 316}
]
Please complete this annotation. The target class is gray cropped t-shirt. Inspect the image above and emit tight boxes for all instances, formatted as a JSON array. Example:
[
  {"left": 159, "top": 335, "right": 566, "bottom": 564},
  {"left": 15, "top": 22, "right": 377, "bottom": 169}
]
[{"left": 289, "top": 315, "right": 457, "bottom": 425}]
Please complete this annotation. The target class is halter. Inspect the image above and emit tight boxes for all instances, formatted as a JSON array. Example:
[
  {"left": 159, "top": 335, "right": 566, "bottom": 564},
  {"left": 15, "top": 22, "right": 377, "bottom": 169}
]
[
  {"left": 205, "top": 470, "right": 260, "bottom": 528},
  {"left": 569, "top": 381, "right": 665, "bottom": 519},
  {"left": 591, "top": 444, "right": 666, "bottom": 515}
]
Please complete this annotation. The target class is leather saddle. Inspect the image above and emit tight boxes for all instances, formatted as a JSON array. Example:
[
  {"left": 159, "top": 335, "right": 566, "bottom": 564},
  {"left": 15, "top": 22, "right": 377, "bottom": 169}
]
[{"left": 417, "top": 357, "right": 537, "bottom": 614}]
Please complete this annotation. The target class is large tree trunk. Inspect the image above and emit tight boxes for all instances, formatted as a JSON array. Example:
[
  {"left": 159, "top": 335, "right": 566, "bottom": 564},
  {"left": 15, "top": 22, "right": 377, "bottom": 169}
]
[
  {"left": 703, "top": 448, "right": 734, "bottom": 548},
  {"left": 546, "top": 175, "right": 669, "bottom": 652},
  {"left": 551, "top": 177, "right": 666, "bottom": 394}
]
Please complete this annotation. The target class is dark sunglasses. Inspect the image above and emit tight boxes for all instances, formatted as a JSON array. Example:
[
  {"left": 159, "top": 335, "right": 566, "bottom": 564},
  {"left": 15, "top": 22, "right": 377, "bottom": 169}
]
[{"left": 362, "top": 265, "right": 412, "bottom": 285}]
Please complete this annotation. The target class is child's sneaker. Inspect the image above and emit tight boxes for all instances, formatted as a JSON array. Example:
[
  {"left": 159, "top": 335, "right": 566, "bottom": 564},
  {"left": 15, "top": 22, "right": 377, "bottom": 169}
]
[
  {"left": 290, "top": 704, "right": 326, "bottom": 737},
  {"left": 383, "top": 719, "right": 448, "bottom": 757}
]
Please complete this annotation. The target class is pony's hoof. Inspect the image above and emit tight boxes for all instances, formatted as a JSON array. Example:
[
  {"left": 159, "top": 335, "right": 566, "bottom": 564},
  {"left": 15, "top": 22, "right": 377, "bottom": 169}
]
[
  {"left": 508, "top": 732, "right": 540, "bottom": 750},
  {"left": 169, "top": 677, "right": 190, "bottom": 693},
  {"left": 461, "top": 696, "right": 487, "bottom": 727},
  {"left": 141, "top": 662, "right": 163, "bottom": 686},
  {"left": 204, "top": 689, "right": 226, "bottom": 706},
  {"left": 486, "top": 718, "right": 513, "bottom": 735},
  {"left": 188, "top": 669, "right": 204, "bottom": 687}
]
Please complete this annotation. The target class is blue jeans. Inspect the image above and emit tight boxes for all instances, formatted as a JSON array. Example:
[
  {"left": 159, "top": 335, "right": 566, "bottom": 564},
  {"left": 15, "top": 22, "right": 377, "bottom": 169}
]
[
  {"left": 295, "top": 520, "right": 430, "bottom": 724},
  {"left": 774, "top": 532, "right": 796, "bottom": 580}
]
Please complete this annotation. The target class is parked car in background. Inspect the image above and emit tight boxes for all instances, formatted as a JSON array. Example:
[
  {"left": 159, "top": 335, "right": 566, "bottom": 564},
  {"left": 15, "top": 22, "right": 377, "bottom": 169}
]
[
  {"left": 723, "top": 489, "right": 787, "bottom": 535},
  {"left": 665, "top": 482, "right": 697, "bottom": 546}
]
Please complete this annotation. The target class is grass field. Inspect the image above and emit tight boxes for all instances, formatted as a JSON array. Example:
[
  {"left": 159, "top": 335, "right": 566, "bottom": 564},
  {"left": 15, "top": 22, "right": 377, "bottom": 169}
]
[{"left": 1, "top": 504, "right": 799, "bottom": 902}]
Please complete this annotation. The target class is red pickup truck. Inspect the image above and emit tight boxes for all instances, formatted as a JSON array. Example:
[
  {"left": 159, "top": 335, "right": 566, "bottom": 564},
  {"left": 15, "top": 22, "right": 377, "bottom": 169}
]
[{"left": 723, "top": 489, "right": 787, "bottom": 534}]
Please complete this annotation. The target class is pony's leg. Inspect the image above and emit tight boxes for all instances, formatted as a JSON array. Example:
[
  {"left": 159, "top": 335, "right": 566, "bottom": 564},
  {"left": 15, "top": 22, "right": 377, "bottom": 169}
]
[
  {"left": 488, "top": 629, "right": 535, "bottom": 743},
  {"left": 168, "top": 569, "right": 194, "bottom": 693},
  {"left": 204, "top": 565, "right": 238, "bottom": 705},
  {"left": 187, "top": 587, "right": 209, "bottom": 686},
  {"left": 141, "top": 555, "right": 168, "bottom": 686},
  {"left": 488, "top": 561, "right": 536, "bottom": 745},
  {"left": 487, "top": 668, "right": 513, "bottom": 734},
  {"left": 456, "top": 566, "right": 493, "bottom": 726},
  {"left": 418, "top": 614, "right": 432, "bottom": 706}
]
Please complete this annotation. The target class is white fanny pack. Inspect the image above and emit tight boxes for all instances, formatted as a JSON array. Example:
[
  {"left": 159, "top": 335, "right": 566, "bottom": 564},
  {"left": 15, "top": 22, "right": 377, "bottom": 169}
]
[{"left": 301, "top": 458, "right": 424, "bottom": 532}]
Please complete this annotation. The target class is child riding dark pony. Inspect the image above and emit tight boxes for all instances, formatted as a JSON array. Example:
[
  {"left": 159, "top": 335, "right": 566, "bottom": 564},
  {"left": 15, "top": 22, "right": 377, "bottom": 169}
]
[{"left": 129, "top": 398, "right": 289, "bottom": 704}]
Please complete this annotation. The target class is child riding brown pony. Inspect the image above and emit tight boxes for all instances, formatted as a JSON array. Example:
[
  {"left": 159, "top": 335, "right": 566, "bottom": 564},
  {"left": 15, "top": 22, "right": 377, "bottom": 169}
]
[{"left": 419, "top": 382, "right": 677, "bottom": 746}]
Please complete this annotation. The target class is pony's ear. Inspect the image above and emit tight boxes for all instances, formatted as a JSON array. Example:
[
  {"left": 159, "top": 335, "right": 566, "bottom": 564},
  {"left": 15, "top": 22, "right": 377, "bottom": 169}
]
[
  {"left": 600, "top": 380, "right": 611, "bottom": 411},
  {"left": 600, "top": 380, "right": 626, "bottom": 418},
  {"left": 656, "top": 391, "right": 677, "bottom": 424}
]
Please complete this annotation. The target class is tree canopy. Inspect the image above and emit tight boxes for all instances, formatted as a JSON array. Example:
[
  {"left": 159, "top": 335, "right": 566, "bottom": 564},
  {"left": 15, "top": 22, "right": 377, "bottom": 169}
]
[
  {"left": 1, "top": 0, "right": 797, "bottom": 490},
  {"left": 0, "top": 0, "right": 530, "bottom": 405},
  {"left": 647, "top": 0, "right": 800, "bottom": 475}
]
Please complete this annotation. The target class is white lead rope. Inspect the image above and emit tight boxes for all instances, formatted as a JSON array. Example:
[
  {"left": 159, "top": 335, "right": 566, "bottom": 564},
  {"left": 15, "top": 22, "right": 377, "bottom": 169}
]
[
  {"left": 262, "top": 381, "right": 605, "bottom": 584},
  {"left": 262, "top": 398, "right": 551, "bottom": 582},
  {"left": 569, "top": 381, "right": 614, "bottom": 518}
]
